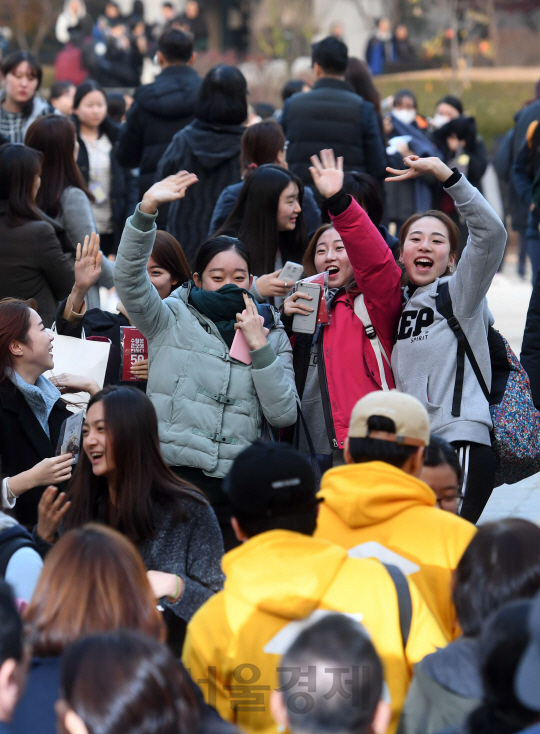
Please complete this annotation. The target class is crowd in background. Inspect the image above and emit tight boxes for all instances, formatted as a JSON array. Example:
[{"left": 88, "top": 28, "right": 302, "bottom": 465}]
[{"left": 2, "top": 18, "right": 540, "bottom": 734}]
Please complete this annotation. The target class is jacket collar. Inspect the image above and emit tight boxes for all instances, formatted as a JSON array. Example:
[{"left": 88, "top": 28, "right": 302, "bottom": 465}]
[{"left": 313, "top": 77, "right": 354, "bottom": 93}]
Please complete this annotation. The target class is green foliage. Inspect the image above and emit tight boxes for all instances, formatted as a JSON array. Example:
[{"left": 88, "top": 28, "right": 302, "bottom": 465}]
[{"left": 375, "top": 77, "right": 535, "bottom": 150}]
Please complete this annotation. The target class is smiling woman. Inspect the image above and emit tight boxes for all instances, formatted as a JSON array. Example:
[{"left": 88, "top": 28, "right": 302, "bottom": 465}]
[
  {"left": 283, "top": 149, "right": 402, "bottom": 471},
  {"left": 387, "top": 155, "right": 507, "bottom": 523},
  {"left": 0, "top": 299, "right": 100, "bottom": 528},
  {"left": 215, "top": 164, "right": 308, "bottom": 304},
  {"left": 112, "top": 171, "right": 298, "bottom": 550}
]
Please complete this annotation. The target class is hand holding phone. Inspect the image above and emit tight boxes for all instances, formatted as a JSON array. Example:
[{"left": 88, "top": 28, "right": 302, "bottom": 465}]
[{"left": 292, "top": 283, "right": 321, "bottom": 334}]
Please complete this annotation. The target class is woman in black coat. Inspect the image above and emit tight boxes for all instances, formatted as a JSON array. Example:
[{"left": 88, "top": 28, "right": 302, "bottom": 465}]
[
  {"left": 0, "top": 143, "right": 75, "bottom": 328},
  {"left": 72, "top": 80, "right": 139, "bottom": 257},
  {"left": 0, "top": 299, "right": 100, "bottom": 528},
  {"left": 157, "top": 64, "right": 246, "bottom": 267}
]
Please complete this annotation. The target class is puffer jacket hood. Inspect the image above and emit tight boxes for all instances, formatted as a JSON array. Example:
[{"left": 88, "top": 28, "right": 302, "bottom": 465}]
[
  {"left": 134, "top": 65, "right": 201, "bottom": 119},
  {"left": 182, "top": 119, "right": 245, "bottom": 170},
  {"left": 222, "top": 530, "right": 348, "bottom": 619},
  {"left": 319, "top": 461, "right": 436, "bottom": 528}
]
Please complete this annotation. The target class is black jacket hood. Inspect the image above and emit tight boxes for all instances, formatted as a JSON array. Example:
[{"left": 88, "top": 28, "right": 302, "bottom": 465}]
[
  {"left": 182, "top": 119, "right": 244, "bottom": 170},
  {"left": 134, "top": 65, "right": 201, "bottom": 119}
]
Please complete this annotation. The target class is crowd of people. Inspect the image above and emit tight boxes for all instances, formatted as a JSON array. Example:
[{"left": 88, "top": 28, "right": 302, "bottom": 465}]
[{"left": 1, "top": 24, "right": 540, "bottom": 734}]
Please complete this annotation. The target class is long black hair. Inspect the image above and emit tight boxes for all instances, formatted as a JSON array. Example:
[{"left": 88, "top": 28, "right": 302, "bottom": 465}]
[
  {"left": 216, "top": 164, "right": 307, "bottom": 276},
  {"left": 0, "top": 143, "right": 43, "bottom": 226},
  {"left": 64, "top": 386, "right": 207, "bottom": 544}
]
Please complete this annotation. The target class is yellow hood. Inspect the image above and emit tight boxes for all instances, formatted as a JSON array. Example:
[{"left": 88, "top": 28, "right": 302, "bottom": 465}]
[
  {"left": 222, "top": 530, "right": 348, "bottom": 619},
  {"left": 318, "top": 462, "right": 436, "bottom": 528}
]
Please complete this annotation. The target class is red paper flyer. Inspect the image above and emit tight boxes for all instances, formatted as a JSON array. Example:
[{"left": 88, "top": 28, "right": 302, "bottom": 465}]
[{"left": 120, "top": 327, "right": 148, "bottom": 382}]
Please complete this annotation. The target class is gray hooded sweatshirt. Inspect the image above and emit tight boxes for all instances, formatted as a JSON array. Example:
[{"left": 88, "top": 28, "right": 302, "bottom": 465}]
[{"left": 391, "top": 175, "right": 507, "bottom": 446}]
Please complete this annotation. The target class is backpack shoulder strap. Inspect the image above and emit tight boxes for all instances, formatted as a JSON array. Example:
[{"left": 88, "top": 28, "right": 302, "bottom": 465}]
[
  {"left": 384, "top": 563, "right": 412, "bottom": 650},
  {"left": 435, "top": 281, "right": 490, "bottom": 416},
  {"left": 354, "top": 294, "right": 391, "bottom": 390}
]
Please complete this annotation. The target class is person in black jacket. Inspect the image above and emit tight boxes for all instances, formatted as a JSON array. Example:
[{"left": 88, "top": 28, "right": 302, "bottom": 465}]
[
  {"left": 0, "top": 299, "right": 100, "bottom": 529},
  {"left": 156, "top": 64, "right": 246, "bottom": 265},
  {"left": 281, "top": 36, "right": 386, "bottom": 194},
  {"left": 116, "top": 28, "right": 201, "bottom": 224},
  {"left": 72, "top": 80, "right": 139, "bottom": 257},
  {"left": 521, "top": 273, "right": 540, "bottom": 410}
]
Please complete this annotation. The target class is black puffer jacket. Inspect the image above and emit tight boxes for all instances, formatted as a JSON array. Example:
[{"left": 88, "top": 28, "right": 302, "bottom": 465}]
[
  {"left": 117, "top": 65, "right": 202, "bottom": 204},
  {"left": 157, "top": 119, "right": 243, "bottom": 265},
  {"left": 281, "top": 78, "right": 387, "bottom": 188},
  {"left": 73, "top": 115, "right": 139, "bottom": 249}
]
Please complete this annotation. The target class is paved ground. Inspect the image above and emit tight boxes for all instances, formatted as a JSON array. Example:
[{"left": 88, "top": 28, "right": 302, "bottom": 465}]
[{"left": 478, "top": 255, "right": 539, "bottom": 523}]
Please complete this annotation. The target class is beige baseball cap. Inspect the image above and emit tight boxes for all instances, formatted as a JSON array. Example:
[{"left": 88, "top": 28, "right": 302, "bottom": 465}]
[{"left": 348, "top": 390, "right": 430, "bottom": 448}]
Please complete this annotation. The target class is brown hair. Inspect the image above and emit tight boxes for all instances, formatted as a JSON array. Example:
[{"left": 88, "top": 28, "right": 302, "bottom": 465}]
[
  {"left": 0, "top": 298, "right": 38, "bottom": 380},
  {"left": 302, "top": 223, "right": 333, "bottom": 276},
  {"left": 151, "top": 231, "right": 191, "bottom": 289},
  {"left": 240, "top": 118, "right": 286, "bottom": 172},
  {"left": 24, "top": 524, "right": 166, "bottom": 657},
  {"left": 25, "top": 114, "right": 94, "bottom": 218},
  {"left": 399, "top": 209, "right": 460, "bottom": 265}
]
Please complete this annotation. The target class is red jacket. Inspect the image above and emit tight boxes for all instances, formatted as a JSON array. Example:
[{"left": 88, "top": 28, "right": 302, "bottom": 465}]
[{"left": 321, "top": 198, "right": 402, "bottom": 447}]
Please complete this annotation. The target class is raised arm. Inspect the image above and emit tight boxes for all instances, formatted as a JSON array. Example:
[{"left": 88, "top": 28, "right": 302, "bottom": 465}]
[
  {"left": 310, "top": 150, "right": 402, "bottom": 342},
  {"left": 114, "top": 171, "right": 198, "bottom": 341},
  {"left": 386, "top": 155, "right": 507, "bottom": 318}
]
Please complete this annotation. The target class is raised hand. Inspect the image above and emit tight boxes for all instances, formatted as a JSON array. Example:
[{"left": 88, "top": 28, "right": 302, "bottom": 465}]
[
  {"left": 36, "top": 486, "right": 71, "bottom": 543},
  {"left": 75, "top": 233, "right": 102, "bottom": 292},
  {"left": 385, "top": 155, "right": 454, "bottom": 184},
  {"left": 309, "top": 149, "right": 344, "bottom": 199},
  {"left": 141, "top": 171, "right": 199, "bottom": 214}
]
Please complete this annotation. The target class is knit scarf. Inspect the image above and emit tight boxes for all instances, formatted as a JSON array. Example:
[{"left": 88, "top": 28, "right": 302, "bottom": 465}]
[
  {"left": 9, "top": 371, "right": 61, "bottom": 439},
  {"left": 188, "top": 283, "right": 261, "bottom": 347}
]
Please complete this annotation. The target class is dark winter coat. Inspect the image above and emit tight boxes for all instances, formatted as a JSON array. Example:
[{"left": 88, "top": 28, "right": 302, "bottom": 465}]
[
  {"left": 208, "top": 179, "right": 321, "bottom": 236},
  {"left": 0, "top": 201, "right": 75, "bottom": 327},
  {"left": 521, "top": 274, "right": 540, "bottom": 410},
  {"left": 281, "top": 78, "right": 387, "bottom": 189},
  {"left": 157, "top": 119, "right": 244, "bottom": 265},
  {"left": 0, "top": 379, "right": 71, "bottom": 529},
  {"left": 116, "top": 64, "right": 202, "bottom": 206},
  {"left": 431, "top": 116, "right": 488, "bottom": 191},
  {"left": 498, "top": 99, "right": 540, "bottom": 231},
  {"left": 73, "top": 115, "right": 139, "bottom": 249}
]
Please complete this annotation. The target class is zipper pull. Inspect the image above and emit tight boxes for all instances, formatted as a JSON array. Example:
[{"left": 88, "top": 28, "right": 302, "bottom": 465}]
[{"left": 332, "top": 438, "right": 339, "bottom": 449}]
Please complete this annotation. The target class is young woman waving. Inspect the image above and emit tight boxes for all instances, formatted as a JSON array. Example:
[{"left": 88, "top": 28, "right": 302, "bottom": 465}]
[
  {"left": 387, "top": 155, "right": 507, "bottom": 522},
  {"left": 113, "top": 171, "right": 297, "bottom": 549},
  {"left": 283, "top": 150, "right": 402, "bottom": 470}
]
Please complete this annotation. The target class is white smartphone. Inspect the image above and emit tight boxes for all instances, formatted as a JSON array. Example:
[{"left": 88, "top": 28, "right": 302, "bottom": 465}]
[
  {"left": 292, "top": 283, "right": 321, "bottom": 335},
  {"left": 279, "top": 261, "right": 304, "bottom": 284}
]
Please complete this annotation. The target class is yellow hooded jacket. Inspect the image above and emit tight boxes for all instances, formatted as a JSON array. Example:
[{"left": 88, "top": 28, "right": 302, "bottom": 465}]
[
  {"left": 182, "top": 529, "right": 447, "bottom": 734},
  {"left": 314, "top": 462, "right": 477, "bottom": 641}
]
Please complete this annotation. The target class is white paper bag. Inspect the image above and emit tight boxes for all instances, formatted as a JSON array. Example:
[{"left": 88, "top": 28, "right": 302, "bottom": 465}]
[{"left": 44, "top": 328, "right": 110, "bottom": 411}]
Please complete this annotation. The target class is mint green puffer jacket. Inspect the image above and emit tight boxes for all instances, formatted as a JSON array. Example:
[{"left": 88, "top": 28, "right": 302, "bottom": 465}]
[{"left": 114, "top": 207, "right": 298, "bottom": 477}]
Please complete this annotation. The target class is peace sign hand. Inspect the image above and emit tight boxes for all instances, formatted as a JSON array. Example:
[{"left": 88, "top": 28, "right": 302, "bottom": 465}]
[{"left": 385, "top": 155, "right": 454, "bottom": 183}]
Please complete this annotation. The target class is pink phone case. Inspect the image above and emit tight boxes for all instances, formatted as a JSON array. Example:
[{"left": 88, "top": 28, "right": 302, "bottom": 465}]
[{"left": 229, "top": 311, "right": 265, "bottom": 365}]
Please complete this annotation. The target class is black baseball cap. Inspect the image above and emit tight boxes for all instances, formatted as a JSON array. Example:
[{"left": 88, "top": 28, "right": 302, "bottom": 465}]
[
  {"left": 223, "top": 440, "right": 320, "bottom": 518},
  {"left": 515, "top": 590, "right": 540, "bottom": 710}
]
